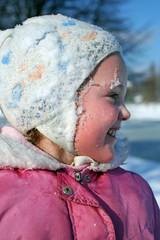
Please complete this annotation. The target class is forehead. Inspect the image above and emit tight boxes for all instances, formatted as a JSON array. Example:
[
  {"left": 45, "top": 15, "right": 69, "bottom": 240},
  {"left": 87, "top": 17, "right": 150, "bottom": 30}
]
[{"left": 91, "top": 53, "right": 127, "bottom": 88}]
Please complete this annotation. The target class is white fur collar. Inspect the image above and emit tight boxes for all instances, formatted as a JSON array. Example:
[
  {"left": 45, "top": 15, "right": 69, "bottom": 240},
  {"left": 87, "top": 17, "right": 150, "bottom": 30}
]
[{"left": 0, "top": 126, "right": 128, "bottom": 172}]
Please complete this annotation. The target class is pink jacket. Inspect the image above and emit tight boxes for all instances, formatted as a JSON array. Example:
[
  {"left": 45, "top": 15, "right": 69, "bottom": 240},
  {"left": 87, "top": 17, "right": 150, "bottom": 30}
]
[{"left": 0, "top": 126, "right": 159, "bottom": 239}]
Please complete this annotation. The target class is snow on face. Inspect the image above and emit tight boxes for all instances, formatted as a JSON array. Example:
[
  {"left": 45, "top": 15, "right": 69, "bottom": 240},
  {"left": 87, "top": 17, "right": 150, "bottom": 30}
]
[
  {"left": 110, "top": 67, "right": 121, "bottom": 90},
  {"left": 76, "top": 77, "right": 96, "bottom": 118}
]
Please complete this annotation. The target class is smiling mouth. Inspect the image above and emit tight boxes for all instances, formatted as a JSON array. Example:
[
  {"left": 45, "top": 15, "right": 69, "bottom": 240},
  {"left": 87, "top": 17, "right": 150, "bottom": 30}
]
[{"left": 107, "top": 129, "right": 117, "bottom": 137}]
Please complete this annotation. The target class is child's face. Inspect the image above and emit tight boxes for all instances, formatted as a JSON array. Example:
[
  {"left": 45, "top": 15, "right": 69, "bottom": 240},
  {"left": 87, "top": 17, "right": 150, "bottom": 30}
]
[{"left": 75, "top": 53, "right": 130, "bottom": 163}]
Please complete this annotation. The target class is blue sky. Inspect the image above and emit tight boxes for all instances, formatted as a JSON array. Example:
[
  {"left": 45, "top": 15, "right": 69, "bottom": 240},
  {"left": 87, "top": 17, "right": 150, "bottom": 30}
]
[{"left": 122, "top": 0, "right": 160, "bottom": 71}]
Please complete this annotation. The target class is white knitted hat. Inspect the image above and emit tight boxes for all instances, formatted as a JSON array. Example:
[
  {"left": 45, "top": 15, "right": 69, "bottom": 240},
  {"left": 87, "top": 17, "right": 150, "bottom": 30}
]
[{"left": 0, "top": 14, "right": 121, "bottom": 154}]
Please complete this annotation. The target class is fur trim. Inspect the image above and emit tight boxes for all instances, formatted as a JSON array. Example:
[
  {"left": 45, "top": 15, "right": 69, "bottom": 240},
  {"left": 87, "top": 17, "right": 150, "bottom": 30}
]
[
  {"left": 0, "top": 126, "right": 128, "bottom": 171},
  {"left": 0, "top": 130, "right": 65, "bottom": 170}
]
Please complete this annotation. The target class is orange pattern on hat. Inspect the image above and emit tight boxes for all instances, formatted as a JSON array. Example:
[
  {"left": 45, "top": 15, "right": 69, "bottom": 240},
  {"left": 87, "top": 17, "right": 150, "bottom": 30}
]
[
  {"left": 62, "top": 31, "right": 72, "bottom": 38},
  {"left": 19, "top": 62, "right": 28, "bottom": 73},
  {"left": 28, "top": 65, "right": 45, "bottom": 82},
  {"left": 82, "top": 32, "right": 97, "bottom": 42},
  {"left": 62, "top": 33, "right": 68, "bottom": 38}
]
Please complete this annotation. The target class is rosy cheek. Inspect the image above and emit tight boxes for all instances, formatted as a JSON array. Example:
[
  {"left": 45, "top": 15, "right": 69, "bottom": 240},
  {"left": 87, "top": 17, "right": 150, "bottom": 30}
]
[
  {"left": 97, "top": 105, "right": 113, "bottom": 119},
  {"left": 104, "top": 104, "right": 118, "bottom": 117}
]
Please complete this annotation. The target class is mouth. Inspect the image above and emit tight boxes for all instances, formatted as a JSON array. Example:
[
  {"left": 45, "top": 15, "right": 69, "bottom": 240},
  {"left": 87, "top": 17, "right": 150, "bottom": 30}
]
[{"left": 107, "top": 129, "right": 119, "bottom": 138}]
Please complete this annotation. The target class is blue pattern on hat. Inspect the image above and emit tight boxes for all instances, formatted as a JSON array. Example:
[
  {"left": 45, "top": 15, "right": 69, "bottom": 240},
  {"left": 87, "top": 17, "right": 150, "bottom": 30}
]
[
  {"left": 2, "top": 51, "right": 12, "bottom": 65},
  {"left": 6, "top": 83, "right": 23, "bottom": 109},
  {"left": 62, "top": 20, "right": 76, "bottom": 26}
]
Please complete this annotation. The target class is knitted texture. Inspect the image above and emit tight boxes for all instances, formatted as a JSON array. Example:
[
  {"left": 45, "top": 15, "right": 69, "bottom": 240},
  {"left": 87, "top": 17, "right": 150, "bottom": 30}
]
[{"left": 0, "top": 14, "right": 121, "bottom": 154}]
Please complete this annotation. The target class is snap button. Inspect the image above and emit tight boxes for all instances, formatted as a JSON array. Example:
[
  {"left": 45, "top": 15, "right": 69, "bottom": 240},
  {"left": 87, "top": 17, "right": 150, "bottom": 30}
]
[
  {"left": 75, "top": 172, "right": 83, "bottom": 185},
  {"left": 63, "top": 186, "right": 73, "bottom": 195},
  {"left": 85, "top": 175, "right": 90, "bottom": 182}
]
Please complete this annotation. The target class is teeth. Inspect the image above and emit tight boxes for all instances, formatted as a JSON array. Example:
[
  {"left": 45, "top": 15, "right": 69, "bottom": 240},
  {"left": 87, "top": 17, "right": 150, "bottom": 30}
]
[{"left": 108, "top": 129, "right": 116, "bottom": 137}]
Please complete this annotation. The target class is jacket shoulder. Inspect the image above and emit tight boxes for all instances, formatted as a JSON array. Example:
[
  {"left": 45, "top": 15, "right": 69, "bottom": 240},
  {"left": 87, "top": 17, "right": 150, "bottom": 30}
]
[{"left": 107, "top": 167, "right": 152, "bottom": 189}]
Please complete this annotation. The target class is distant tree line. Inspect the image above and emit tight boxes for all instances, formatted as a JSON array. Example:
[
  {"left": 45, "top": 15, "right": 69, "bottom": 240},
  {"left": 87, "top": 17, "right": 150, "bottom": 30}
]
[{"left": 126, "top": 64, "right": 160, "bottom": 102}]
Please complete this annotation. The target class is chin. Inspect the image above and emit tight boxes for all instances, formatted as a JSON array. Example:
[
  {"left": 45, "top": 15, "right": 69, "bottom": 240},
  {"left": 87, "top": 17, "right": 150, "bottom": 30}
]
[
  {"left": 96, "top": 149, "right": 115, "bottom": 163},
  {"left": 102, "top": 148, "right": 115, "bottom": 163}
]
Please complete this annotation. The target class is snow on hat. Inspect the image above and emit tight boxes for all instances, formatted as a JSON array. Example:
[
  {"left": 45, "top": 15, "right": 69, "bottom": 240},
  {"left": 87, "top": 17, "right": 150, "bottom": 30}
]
[{"left": 0, "top": 14, "right": 121, "bottom": 154}]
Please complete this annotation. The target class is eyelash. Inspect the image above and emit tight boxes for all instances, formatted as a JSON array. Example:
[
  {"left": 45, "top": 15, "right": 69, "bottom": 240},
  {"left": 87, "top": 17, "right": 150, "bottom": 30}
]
[{"left": 108, "top": 92, "right": 119, "bottom": 99}]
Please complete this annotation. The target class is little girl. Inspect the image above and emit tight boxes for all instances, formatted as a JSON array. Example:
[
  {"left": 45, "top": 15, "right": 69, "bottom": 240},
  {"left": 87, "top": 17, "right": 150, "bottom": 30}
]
[{"left": 0, "top": 14, "right": 159, "bottom": 239}]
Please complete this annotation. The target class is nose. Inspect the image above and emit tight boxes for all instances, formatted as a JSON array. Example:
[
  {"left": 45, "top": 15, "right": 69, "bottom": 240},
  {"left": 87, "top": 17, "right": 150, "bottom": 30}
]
[{"left": 118, "top": 104, "right": 131, "bottom": 121}]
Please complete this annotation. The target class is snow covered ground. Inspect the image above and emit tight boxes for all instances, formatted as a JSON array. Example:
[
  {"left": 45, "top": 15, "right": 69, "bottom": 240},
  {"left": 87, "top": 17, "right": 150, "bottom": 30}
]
[
  {"left": 126, "top": 103, "right": 160, "bottom": 121},
  {"left": 0, "top": 104, "right": 160, "bottom": 206}
]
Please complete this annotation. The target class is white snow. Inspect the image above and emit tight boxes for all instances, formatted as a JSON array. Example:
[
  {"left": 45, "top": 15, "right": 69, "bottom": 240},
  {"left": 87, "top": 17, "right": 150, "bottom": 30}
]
[{"left": 110, "top": 68, "right": 120, "bottom": 89}]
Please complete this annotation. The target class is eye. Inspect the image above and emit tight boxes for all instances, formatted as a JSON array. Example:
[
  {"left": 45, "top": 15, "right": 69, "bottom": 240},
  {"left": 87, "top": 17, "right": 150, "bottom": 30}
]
[
  {"left": 108, "top": 92, "right": 119, "bottom": 99},
  {"left": 109, "top": 92, "right": 119, "bottom": 99},
  {"left": 107, "top": 92, "right": 120, "bottom": 104}
]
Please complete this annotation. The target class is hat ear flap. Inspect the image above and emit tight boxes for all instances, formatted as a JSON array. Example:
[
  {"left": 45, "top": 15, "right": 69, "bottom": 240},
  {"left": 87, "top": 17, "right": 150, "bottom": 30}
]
[{"left": 0, "top": 29, "right": 13, "bottom": 47}]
